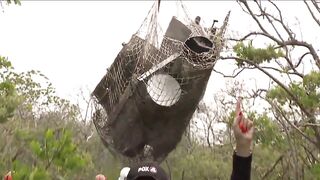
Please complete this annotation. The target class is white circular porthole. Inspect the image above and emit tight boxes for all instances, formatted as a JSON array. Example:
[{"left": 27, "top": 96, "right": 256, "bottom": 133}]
[{"left": 146, "top": 74, "right": 182, "bottom": 107}]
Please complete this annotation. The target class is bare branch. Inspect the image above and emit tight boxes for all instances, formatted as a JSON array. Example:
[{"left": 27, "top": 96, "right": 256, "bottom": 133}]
[
  {"left": 212, "top": 66, "right": 248, "bottom": 78},
  {"left": 259, "top": 65, "right": 303, "bottom": 78},
  {"left": 304, "top": 0, "right": 320, "bottom": 27},
  {"left": 267, "top": 0, "right": 283, "bottom": 25},
  {"left": 302, "top": 143, "right": 319, "bottom": 164},
  {"left": 302, "top": 123, "right": 320, "bottom": 127},
  {"left": 269, "top": 104, "right": 301, "bottom": 176},
  {"left": 311, "top": 0, "right": 320, "bottom": 14},
  {"left": 267, "top": 0, "right": 295, "bottom": 40},
  {"left": 262, "top": 154, "right": 284, "bottom": 179},
  {"left": 282, "top": 55, "right": 299, "bottom": 76},
  {"left": 236, "top": 0, "right": 250, "bottom": 15},
  {"left": 229, "top": 31, "right": 281, "bottom": 44},
  {"left": 272, "top": 101, "right": 320, "bottom": 149},
  {"left": 221, "top": 56, "right": 310, "bottom": 116},
  {"left": 295, "top": 52, "right": 311, "bottom": 68},
  {"left": 277, "top": 40, "right": 320, "bottom": 70},
  {"left": 254, "top": 0, "right": 284, "bottom": 42},
  {"left": 238, "top": 0, "right": 270, "bottom": 34}
]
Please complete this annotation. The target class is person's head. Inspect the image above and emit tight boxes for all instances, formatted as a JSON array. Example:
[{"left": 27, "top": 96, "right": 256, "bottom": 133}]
[
  {"left": 120, "top": 162, "right": 169, "bottom": 180},
  {"left": 195, "top": 16, "right": 201, "bottom": 25}
]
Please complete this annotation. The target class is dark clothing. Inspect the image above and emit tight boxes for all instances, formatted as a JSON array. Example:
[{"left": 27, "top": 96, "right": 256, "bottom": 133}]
[
  {"left": 125, "top": 152, "right": 252, "bottom": 180},
  {"left": 231, "top": 152, "right": 252, "bottom": 180},
  {"left": 127, "top": 162, "right": 168, "bottom": 180}
]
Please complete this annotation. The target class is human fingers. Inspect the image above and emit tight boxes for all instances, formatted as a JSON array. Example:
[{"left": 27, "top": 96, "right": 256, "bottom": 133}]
[
  {"left": 4, "top": 171, "right": 12, "bottom": 180},
  {"left": 246, "top": 119, "right": 253, "bottom": 130},
  {"left": 234, "top": 99, "right": 243, "bottom": 126},
  {"left": 235, "top": 97, "right": 242, "bottom": 116},
  {"left": 239, "top": 118, "right": 251, "bottom": 133},
  {"left": 234, "top": 111, "right": 244, "bottom": 129},
  {"left": 96, "top": 174, "right": 106, "bottom": 180}
]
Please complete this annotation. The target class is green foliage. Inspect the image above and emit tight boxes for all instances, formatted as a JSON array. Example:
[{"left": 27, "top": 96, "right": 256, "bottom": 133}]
[
  {"left": 233, "top": 41, "right": 284, "bottom": 66},
  {"left": 251, "top": 145, "right": 283, "bottom": 179},
  {"left": 3, "top": 0, "right": 21, "bottom": 5},
  {"left": 310, "top": 163, "right": 320, "bottom": 179},
  {"left": 12, "top": 69, "right": 58, "bottom": 107},
  {"left": 12, "top": 161, "right": 32, "bottom": 179},
  {"left": 303, "top": 71, "right": 320, "bottom": 91},
  {"left": 29, "top": 128, "right": 88, "bottom": 174},
  {"left": 248, "top": 112, "right": 284, "bottom": 148},
  {"left": 29, "top": 167, "right": 50, "bottom": 180},
  {"left": 267, "top": 86, "right": 288, "bottom": 105},
  {"left": 302, "top": 71, "right": 320, "bottom": 109},
  {"left": 13, "top": 161, "right": 50, "bottom": 180},
  {"left": 7, "top": 128, "right": 89, "bottom": 179},
  {"left": 267, "top": 71, "right": 320, "bottom": 110},
  {"left": 0, "top": 56, "right": 21, "bottom": 123},
  {"left": 166, "top": 137, "right": 233, "bottom": 179}
]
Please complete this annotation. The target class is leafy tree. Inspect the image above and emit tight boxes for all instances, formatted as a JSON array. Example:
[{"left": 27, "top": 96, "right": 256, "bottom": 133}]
[
  {"left": 217, "top": 0, "right": 320, "bottom": 178},
  {"left": 0, "top": 59, "right": 94, "bottom": 179},
  {"left": 0, "top": 57, "right": 21, "bottom": 123}
]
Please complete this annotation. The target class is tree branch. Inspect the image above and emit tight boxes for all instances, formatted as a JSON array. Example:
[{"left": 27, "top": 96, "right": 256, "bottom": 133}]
[
  {"left": 262, "top": 154, "right": 284, "bottom": 179},
  {"left": 212, "top": 66, "right": 249, "bottom": 78},
  {"left": 239, "top": 0, "right": 269, "bottom": 34},
  {"left": 278, "top": 40, "right": 320, "bottom": 70},
  {"left": 272, "top": 101, "right": 320, "bottom": 149},
  {"left": 254, "top": 1, "right": 284, "bottom": 42},
  {"left": 259, "top": 65, "right": 303, "bottom": 78},
  {"left": 311, "top": 0, "right": 320, "bottom": 13},
  {"left": 229, "top": 31, "right": 281, "bottom": 44},
  {"left": 302, "top": 123, "right": 320, "bottom": 127},
  {"left": 237, "top": 0, "right": 320, "bottom": 70},
  {"left": 302, "top": 143, "right": 319, "bottom": 164},
  {"left": 267, "top": 0, "right": 294, "bottom": 40},
  {"left": 295, "top": 52, "right": 310, "bottom": 68},
  {"left": 221, "top": 56, "right": 310, "bottom": 116},
  {"left": 304, "top": 0, "right": 320, "bottom": 27}
]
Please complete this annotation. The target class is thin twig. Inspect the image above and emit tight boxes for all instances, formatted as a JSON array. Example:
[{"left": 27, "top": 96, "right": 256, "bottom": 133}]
[
  {"left": 262, "top": 154, "right": 284, "bottom": 179},
  {"left": 212, "top": 67, "right": 247, "bottom": 78},
  {"left": 304, "top": 0, "right": 320, "bottom": 27}
]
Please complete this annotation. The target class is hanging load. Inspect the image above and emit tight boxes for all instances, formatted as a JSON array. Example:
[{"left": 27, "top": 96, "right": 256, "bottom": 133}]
[{"left": 92, "top": 1, "right": 230, "bottom": 163}]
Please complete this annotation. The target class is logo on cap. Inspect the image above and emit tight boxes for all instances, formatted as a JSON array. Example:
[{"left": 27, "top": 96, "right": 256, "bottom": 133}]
[
  {"left": 137, "top": 166, "right": 157, "bottom": 174},
  {"left": 138, "top": 166, "right": 149, "bottom": 172},
  {"left": 150, "top": 167, "right": 157, "bottom": 173}
]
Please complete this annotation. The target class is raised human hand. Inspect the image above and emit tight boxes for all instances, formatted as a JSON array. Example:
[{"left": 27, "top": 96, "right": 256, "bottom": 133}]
[{"left": 233, "top": 98, "right": 254, "bottom": 157}]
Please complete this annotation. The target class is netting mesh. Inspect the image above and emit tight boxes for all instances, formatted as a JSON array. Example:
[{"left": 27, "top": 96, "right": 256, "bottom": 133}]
[{"left": 93, "top": 1, "right": 230, "bottom": 164}]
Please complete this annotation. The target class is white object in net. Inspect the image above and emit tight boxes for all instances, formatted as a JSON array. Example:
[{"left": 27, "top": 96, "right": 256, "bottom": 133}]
[{"left": 146, "top": 74, "right": 182, "bottom": 107}]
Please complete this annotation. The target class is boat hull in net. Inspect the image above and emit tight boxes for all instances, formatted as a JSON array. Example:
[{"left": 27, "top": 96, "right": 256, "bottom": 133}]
[{"left": 93, "top": 16, "right": 218, "bottom": 162}]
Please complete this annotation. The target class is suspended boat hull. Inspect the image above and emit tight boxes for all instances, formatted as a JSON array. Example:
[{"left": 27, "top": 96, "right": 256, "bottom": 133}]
[{"left": 93, "top": 16, "right": 217, "bottom": 162}]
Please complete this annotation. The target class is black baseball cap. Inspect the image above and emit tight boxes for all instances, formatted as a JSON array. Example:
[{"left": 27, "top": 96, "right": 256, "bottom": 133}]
[{"left": 126, "top": 162, "right": 169, "bottom": 180}]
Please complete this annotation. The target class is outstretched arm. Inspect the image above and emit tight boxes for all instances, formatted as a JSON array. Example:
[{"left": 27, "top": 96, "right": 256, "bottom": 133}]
[{"left": 231, "top": 98, "right": 254, "bottom": 180}]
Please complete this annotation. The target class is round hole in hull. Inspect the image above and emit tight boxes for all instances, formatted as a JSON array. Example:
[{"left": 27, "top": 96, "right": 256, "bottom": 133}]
[{"left": 146, "top": 74, "right": 181, "bottom": 107}]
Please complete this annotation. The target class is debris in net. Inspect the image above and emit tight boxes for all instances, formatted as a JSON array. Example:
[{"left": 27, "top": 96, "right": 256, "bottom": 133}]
[{"left": 92, "top": 1, "right": 230, "bottom": 164}]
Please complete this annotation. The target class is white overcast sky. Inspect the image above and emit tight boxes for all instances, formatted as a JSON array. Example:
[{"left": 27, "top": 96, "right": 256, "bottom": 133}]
[{"left": 0, "top": 1, "right": 319, "bottom": 110}]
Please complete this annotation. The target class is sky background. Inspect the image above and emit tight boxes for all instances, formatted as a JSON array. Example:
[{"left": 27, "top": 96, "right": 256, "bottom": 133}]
[{"left": 0, "top": 1, "right": 319, "bottom": 112}]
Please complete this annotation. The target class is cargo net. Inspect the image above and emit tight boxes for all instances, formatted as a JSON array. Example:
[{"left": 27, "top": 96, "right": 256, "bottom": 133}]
[
  {"left": 136, "top": 3, "right": 229, "bottom": 107},
  {"left": 102, "top": 1, "right": 230, "bottom": 109},
  {"left": 92, "top": 1, "right": 230, "bottom": 163}
]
